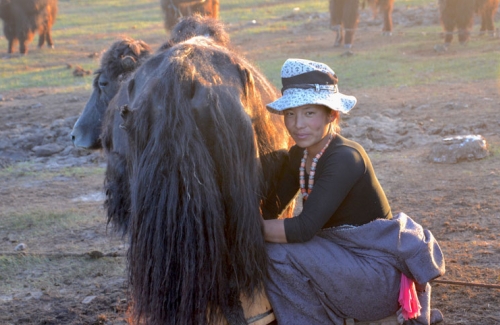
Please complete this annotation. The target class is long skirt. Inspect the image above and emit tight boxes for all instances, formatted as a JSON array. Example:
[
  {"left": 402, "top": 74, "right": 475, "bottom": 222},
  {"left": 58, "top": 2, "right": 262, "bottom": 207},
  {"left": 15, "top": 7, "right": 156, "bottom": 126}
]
[{"left": 265, "top": 213, "right": 445, "bottom": 325}]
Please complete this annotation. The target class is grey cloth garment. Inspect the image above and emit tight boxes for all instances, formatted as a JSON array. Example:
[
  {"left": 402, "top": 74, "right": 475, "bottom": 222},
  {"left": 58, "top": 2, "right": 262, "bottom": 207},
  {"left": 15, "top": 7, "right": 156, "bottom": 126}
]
[{"left": 265, "top": 212, "right": 445, "bottom": 325}]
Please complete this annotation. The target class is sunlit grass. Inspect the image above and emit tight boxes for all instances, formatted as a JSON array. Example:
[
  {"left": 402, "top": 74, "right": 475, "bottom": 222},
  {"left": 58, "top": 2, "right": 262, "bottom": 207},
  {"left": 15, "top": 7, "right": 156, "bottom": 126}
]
[
  {"left": 2, "top": 211, "right": 92, "bottom": 231},
  {"left": 0, "top": 163, "right": 104, "bottom": 179},
  {"left": 0, "top": 0, "right": 495, "bottom": 94},
  {"left": 0, "top": 255, "right": 126, "bottom": 294}
]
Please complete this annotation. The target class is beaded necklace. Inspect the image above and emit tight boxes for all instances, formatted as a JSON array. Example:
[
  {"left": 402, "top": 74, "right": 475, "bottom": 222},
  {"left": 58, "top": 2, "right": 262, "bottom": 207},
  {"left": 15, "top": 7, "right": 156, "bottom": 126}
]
[{"left": 299, "top": 134, "right": 333, "bottom": 200}]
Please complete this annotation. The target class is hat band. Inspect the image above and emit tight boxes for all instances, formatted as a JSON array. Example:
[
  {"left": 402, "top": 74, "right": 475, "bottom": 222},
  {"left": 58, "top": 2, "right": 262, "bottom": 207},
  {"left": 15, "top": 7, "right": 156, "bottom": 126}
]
[
  {"left": 282, "top": 70, "right": 337, "bottom": 88},
  {"left": 281, "top": 83, "right": 338, "bottom": 95}
]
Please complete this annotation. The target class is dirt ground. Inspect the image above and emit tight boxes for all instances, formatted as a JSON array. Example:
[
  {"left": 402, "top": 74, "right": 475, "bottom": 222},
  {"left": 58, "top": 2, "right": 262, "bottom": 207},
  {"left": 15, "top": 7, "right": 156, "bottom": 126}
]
[{"left": 1, "top": 4, "right": 500, "bottom": 325}]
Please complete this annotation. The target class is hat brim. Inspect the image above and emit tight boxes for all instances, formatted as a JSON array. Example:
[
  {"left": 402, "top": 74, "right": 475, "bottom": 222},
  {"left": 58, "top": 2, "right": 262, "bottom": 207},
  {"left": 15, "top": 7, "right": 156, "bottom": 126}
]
[{"left": 266, "top": 88, "right": 357, "bottom": 115}]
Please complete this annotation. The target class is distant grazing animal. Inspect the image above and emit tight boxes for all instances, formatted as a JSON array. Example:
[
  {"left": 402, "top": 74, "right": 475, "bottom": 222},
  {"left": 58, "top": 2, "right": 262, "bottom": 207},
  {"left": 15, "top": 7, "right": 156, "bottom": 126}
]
[
  {"left": 160, "top": 0, "right": 220, "bottom": 30},
  {"left": 0, "top": 0, "right": 58, "bottom": 54},
  {"left": 119, "top": 35, "right": 284, "bottom": 325},
  {"left": 329, "top": 0, "right": 394, "bottom": 53},
  {"left": 329, "top": 0, "right": 360, "bottom": 51},
  {"left": 365, "top": 0, "right": 394, "bottom": 36},
  {"left": 475, "top": 0, "right": 499, "bottom": 36},
  {"left": 438, "top": 0, "right": 499, "bottom": 46}
]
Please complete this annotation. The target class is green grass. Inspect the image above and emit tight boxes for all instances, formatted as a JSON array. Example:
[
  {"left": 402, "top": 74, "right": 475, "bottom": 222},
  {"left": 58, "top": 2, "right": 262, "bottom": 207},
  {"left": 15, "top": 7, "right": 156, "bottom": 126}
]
[
  {"left": 2, "top": 211, "right": 93, "bottom": 232},
  {"left": 1, "top": 0, "right": 497, "bottom": 94},
  {"left": 0, "top": 163, "right": 104, "bottom": 179},
  {"left": 0, "top": 255, "right": 125, "bottom": 293}
]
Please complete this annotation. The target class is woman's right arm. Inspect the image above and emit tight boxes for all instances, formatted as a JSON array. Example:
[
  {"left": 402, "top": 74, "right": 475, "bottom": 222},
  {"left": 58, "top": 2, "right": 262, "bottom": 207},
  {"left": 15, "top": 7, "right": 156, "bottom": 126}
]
[{"left": 262, "top": 218, "right": 287, "bottom": 243}]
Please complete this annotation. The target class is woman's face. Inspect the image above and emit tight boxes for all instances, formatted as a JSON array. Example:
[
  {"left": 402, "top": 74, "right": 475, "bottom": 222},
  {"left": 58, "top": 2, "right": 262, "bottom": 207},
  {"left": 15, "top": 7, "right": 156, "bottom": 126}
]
[{"left": 283, "top": 104, "right": 333, "bottom": 152}]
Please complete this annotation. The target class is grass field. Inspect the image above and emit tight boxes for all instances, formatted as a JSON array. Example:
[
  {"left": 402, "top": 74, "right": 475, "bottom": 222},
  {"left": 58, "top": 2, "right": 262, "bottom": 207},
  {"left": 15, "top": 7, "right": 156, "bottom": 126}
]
[{"left": 2, "top": 0, "right": 497, "bottom": 93}]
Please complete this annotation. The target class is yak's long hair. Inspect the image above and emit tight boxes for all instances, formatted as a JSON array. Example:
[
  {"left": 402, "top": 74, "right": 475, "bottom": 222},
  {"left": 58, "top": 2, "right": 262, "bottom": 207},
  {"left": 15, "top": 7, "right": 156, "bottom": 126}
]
[
  {"left": 101, "top": 16, "right": 249, "bottom": 236},
  {"left": 121, "top": 37, "right": 284, "bottom": 324}
]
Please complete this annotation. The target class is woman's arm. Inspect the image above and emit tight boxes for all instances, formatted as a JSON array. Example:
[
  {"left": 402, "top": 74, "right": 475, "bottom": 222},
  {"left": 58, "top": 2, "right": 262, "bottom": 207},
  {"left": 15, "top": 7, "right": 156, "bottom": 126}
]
[{"left": 262, "top": 218, "right": 287, "bottom": 243}]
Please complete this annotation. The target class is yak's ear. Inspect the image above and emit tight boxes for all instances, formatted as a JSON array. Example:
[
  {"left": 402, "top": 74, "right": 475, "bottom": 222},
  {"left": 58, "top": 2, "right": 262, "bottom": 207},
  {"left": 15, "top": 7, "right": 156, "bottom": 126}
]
[{"left": 121, "top": 55, "right": 137, "bottom": 72}]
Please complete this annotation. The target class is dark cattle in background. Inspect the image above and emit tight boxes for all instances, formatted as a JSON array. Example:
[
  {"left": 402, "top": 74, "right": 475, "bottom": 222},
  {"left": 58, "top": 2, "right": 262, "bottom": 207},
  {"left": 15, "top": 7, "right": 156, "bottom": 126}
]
[
  {"left": 329, "top": 0, "right": 394, "bottom": 52},
  {"left": 0, "top": 0, "right": 57, "bottom": 54},
  {"left": 160, "top": 0, "right": 219, "bottom": 31},
  {"left": 439, "top": 0, "right": 499, "bottom": 46}
]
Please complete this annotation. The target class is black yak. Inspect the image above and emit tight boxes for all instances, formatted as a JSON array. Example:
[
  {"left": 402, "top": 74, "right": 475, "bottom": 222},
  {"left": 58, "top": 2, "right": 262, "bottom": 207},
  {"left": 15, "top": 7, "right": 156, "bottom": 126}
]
[
  {"left": 0, "top": 0, "right": 57, "bottom": 54},
  {"left": 71, "top": 15, "right": 238, "bottom": 236},
  {"left": 160, "top": 0, "right": 220, "bottom": 31},
  {"left": 119, "top": 35, "right": 280, "bottom": 325},
  {"left": 329, "top": 0, "right": 394, "bottom": 54},
  {"left": 438, "top": 0, "right": 499, "bottom": 47},
  {"left": 71, "top": 37, "right": 152, "bottom": 236}
]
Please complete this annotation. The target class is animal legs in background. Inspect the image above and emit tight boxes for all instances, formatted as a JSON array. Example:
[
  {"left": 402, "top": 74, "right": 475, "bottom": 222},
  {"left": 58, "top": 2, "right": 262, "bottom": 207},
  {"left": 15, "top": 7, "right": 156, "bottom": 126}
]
[
  {"left": 439, "top": 0, "right": 475, "bottom": 45},
  {"left": 0, "top": 0, "right": 58, "bottom": 55},
  {"left": 366, "top": 0, "right": 394, "bottom": 36},
  {"left": 329, "top": 0, "right": 360, "bottom": 51},
  {"left": 475, "top": 0, "right": 500, "bottom": 37},
  {"left": 160, "top": 0, "right": 220, "bottom": 31}
]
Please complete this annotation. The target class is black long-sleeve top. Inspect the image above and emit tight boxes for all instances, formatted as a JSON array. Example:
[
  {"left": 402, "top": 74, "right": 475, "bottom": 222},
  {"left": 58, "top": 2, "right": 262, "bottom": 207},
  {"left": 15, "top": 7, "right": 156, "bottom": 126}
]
[{"left": 262, "top": 135, "right": 392, "bottom": 243}]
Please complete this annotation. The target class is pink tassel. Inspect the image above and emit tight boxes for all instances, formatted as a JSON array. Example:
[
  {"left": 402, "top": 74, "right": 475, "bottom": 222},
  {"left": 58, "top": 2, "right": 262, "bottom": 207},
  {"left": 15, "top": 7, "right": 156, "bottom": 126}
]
[{"left": 398, "top": 274, "right": 422, "bottom": 320}]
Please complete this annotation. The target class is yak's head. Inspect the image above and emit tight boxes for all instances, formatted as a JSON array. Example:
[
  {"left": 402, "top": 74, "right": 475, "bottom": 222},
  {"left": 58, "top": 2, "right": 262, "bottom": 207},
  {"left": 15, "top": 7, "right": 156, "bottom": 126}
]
[{"left": 70, "top": 38, "right": 151, "bottom": 149}]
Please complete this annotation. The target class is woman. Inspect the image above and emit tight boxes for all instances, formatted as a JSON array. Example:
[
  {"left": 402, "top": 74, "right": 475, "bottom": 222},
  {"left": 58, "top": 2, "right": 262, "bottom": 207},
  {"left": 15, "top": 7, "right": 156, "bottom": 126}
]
[{"left": 261, "top": 59, "right": 445, "bottom": 325}]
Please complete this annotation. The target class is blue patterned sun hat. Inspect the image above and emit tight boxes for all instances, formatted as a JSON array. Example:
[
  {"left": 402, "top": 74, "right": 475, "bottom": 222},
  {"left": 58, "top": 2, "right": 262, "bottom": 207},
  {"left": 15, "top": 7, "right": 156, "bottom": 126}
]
[{"left": 266, "top": 58, "right": 357, "bottom": 114}]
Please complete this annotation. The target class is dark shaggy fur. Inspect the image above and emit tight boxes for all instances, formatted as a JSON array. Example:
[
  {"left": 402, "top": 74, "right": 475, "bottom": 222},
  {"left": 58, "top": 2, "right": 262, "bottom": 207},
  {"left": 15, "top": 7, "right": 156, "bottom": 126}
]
[
  {"left": 160, "top": 0, "right": 220, "bottom": 31},
  {"left": 99, "top": 16, "right": 243, "bottom": 236},
  {"left": 0, "top": 0, "right": 57, "bottom": 54},
  {"left": 119, "top": 36, "right": 286, "bottom": 325},
  {"left": 98, "top": 16, "right": 289, "bottom": 236}
]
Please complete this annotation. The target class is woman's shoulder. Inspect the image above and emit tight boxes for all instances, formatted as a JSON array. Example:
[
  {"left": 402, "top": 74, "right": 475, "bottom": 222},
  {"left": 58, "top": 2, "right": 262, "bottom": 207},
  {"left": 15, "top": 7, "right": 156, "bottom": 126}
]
[{"left": 328, "top": 135, "right": 367, "bottom": 157}]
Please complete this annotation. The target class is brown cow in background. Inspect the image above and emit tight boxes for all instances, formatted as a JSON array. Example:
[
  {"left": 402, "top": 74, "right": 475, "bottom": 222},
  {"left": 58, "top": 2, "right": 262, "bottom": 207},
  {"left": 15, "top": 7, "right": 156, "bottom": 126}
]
[
  {"left": 0, "top": 0, "right": 57, "bottom": 55},
  {"left": 476, "top": 0, "right": 500, "bottom": 36},
  {"left": 160, "top": 0, "right": 219, "bottom": 31},
  {"left": 439, "top": 0, "right": 499, "bottom": 47},
  {"left": 366, "top": 0, "right": 395, "bottom": 36},
  {"left": 329, "top": 0, "right": 394, "bottom": 55}
]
